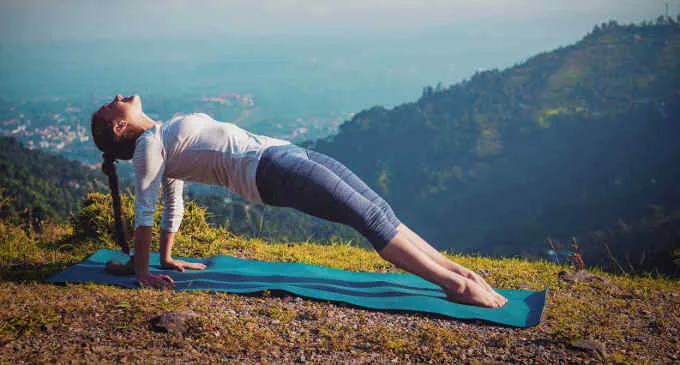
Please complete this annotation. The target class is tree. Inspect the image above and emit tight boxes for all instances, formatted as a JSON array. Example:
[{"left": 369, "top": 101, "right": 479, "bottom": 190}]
[{"left": 422, "top": 86, "right": 434, "bottom": 98}]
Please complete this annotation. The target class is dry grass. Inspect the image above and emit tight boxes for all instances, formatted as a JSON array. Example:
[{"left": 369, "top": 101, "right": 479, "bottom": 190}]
[{"left": 1, "top": 202, "right": 679, "bottom": 363}]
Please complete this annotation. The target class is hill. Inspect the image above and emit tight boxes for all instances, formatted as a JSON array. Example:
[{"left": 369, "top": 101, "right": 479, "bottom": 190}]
[
  {"left": 312, "top": 21, "right": 680, "bottom": 275},
  {"left": 0, "top": 191, "right": 678, "bottom": 363},
  {"left": 0, "top": 136, "right": 108, "bottom": 227}
]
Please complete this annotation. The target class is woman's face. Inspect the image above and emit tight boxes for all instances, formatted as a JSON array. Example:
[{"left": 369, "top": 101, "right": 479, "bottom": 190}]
[{"left": 96, "top": 94, "right": 142, "bottom": 122}]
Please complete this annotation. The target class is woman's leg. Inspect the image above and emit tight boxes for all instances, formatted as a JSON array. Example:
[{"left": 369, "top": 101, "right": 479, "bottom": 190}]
[
  {"left": 307, "top": 150, "right": 400, "bottom": 228},
  {"left": 306, "top": 150, "right": 501, "bottom": 298},
  {"left": 256, "top": 146, "right": 505, "bottom": 307},
  {"left": 256, "top": 146, "right": 398, "bottom": 251},
  {"left": 397, "top": 224, "right": 502, "bottom": 298},
  {"left": 379, "top": 231, "right": 507, "bottom": 308}
]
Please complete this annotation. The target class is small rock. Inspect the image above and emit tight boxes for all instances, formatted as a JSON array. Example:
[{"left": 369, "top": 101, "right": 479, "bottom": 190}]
[
  {"left": 151, "top": 310, "right": 199, "bottom": 336},
  {"left": 559, "top": 270, "right": 610, "bottom": 285},
  {"left": 296, "top": 355, "right": 306, "bottom": 363},
  {"left": 570, "top": 339, "right": 607, "bottom": 359},
  {"left": 293, "top": 297, "right": 303, "bottom": 303}
]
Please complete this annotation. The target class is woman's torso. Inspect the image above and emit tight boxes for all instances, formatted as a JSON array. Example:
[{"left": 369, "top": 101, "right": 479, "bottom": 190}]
[{"left": 139, "top": 113, "right": 290, "bottom": 201}]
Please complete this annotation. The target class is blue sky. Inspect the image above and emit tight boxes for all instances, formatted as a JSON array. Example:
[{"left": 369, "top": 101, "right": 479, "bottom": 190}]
[{"left": 0, "top": 0, "right": 671, "bottom": 43}]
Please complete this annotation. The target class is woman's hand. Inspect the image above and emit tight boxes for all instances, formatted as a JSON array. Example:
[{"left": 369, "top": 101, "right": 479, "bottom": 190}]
[
  {"left": 137, "top": 273, "right": 175, "bottom": 290},
  {"left": 161, "top": 259, "right": 207, "bottom": 272}
]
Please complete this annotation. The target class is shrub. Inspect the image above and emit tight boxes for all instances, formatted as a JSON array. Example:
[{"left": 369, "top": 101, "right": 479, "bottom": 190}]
[
  {"left": 71, "top": 192, "right": 135, "bottom": 245},
  {"left": 71, "top": 192, "right": 217, "bottom": 250}
]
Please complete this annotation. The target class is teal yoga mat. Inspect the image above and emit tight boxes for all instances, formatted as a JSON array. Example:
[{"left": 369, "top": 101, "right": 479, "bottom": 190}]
[{"left": 48, "top": 249, "right": 547, "bottom": 327}]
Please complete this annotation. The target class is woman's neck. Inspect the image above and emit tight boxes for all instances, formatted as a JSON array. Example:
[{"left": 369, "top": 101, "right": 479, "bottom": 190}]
[
  {"left": 139, "top": 113, "right": 158, "bottom": 129},
  {"left": 126, "top": 113, "right": 158, "bottom": 140}
]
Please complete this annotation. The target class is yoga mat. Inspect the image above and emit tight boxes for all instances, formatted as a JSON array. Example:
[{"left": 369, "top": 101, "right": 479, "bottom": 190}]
[{"left": 48, "top": 249, "right": 547, "bottom": 327}]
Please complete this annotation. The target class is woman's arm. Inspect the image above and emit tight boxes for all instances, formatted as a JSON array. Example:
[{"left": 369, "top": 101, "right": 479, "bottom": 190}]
[
  {"left": 134, "top": 226, "right": 174, "bottom": 289},
  {"left": 159, "top": 229, "right": 176, "bottom": 266},
  {"left": 131, "top": 134, "right": 175, "bottom": 288},
  {"left": 157, "top": 177, "right": 206, "bottom": 272}
]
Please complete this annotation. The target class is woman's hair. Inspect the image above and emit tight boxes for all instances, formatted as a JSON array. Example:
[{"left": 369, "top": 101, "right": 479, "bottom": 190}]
[{"left": 91, "top": 112, "right": 136, "bottom": 255}]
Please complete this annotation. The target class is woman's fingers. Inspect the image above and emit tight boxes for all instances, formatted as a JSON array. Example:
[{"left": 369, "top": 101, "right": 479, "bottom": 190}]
[
  {"left": 159, "top": 274, "right": 174, "bottom": 285},
  {"left": 183, "top": 262, "right": 207, "bottom": 270},
  {"left": 161, "top": 260, "right": 207, "bottom": 272},
  {"left": 173, "top": 260, "right": 207, "bottom": 271},
  {"left": 138, "top": 274, "right": 175, "bottom": 290}
]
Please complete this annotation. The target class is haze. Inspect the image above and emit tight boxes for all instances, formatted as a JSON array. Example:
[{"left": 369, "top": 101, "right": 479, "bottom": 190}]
[
  {"left": 0, "top": 1, "right": 673, "bottom": 112},
  {"left": 0, "top": 1, "right": 668, "bottom": 42}
]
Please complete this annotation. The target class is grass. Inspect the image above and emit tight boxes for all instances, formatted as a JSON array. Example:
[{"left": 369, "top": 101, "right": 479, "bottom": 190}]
[{"left": 1, "top": 196, "right": 679, "bottom": 363}]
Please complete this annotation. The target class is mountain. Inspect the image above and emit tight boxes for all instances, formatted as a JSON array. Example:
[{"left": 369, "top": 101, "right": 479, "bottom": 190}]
[{"left": 312, "top": 21, "right": 680, "bottom": 274}]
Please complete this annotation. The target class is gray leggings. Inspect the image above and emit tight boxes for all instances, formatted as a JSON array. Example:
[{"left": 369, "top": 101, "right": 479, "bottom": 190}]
[{"left": 255, "top": 144, "right": 401, "bottom": 251}]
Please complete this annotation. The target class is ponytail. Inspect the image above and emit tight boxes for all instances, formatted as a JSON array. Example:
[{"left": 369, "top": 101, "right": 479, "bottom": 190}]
[
  {"left": 92, "top": 111, "right": 136, "bottom": 255},
  {"left": 102, "top": 153, "right": 130, "bottom": 255}
]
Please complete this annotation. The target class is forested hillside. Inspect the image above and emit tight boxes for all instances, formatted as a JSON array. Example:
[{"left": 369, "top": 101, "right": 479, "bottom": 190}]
[
  {"left": 313, "top": 21, "right": 680, "bottom": 274},
  {"left": 0, "top": 137, "right": 108, "bottom": 227}
]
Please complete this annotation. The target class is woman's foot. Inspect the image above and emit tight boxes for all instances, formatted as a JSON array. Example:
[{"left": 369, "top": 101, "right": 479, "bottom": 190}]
[
  {"left": 396, "top": 225, "right": 503, "bottom": 299},
  {"left": 444, "top": 275, "right": 507, "bottom": 308},
  {"left": 438, "top": 262, "right": 502, "bottom": 300},
  {"left": 465, "top": 269, "right": 497, "bottom": 294}
]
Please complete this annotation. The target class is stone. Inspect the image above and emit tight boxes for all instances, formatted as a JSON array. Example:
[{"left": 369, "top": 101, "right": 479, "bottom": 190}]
[
  {"left": 570, "top": 339, "right": 607, "bottom": 359},
  {"left": 559, "top": 270, "right": 610, "bottom": 285},
  {"left": 151, "top": 310, "right": 200, "bottom": 336}
]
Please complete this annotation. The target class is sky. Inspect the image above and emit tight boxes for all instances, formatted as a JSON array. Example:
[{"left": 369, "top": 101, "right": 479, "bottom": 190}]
[
  {"left": 0, "top": 0, "right": 674, "bottom": 105},
  {"left": 0, "top": 0, "right": 673, "bottom": 43}
]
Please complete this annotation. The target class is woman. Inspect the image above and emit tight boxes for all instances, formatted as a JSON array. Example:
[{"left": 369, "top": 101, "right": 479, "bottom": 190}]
[{"left": 91, "top": 94, "right": 507, "bottom": 308}]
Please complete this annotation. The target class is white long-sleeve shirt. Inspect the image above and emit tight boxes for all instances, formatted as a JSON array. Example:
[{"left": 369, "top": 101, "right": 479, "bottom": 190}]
[{"left": 132, "top": 113, "right": 290, "bottom": 232}]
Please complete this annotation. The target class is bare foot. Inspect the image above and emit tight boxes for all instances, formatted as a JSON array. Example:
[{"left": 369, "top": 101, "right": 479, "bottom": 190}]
[
  {"left": 466, "top": 270, "right": 502, "bottom": 298},
  {"left": 465, "top": 272, "right": 509, "bottom": 305},
  {"left": 436, "top": 259, "right": 500, "bottom": 297},
  {"left": 447, "top": 265, "right": 504, "bottom": 302},
  {"left": 444, "top": 276, "right": 507, "bottom": 308}
]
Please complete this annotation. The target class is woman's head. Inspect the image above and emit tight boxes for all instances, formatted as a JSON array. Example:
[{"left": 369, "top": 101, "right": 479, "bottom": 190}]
[
  {"left": 91, "top": 94, "right": 143, "bottom": 160},
  {"left": 91, "top": 93, "right": 143, "bottom": 256}
]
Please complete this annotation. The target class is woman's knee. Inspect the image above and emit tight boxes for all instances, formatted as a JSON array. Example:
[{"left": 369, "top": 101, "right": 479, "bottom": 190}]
[
  {"left": 372, "top": 197, "right": 400, "bottom": 228},
  {"left": 360, "top": 204, "right": 398, "bottom": 252}
]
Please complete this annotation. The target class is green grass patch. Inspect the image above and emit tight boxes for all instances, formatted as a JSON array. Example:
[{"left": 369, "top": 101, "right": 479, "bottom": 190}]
[{"left": 0, "top": 193, "right": 678, "bottom": 363}]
